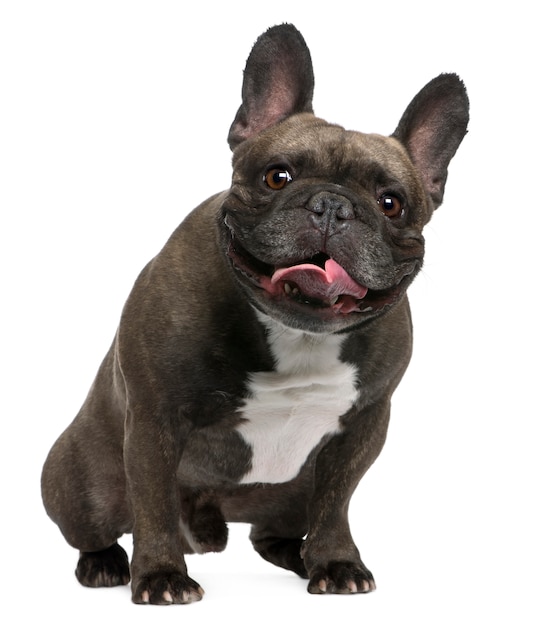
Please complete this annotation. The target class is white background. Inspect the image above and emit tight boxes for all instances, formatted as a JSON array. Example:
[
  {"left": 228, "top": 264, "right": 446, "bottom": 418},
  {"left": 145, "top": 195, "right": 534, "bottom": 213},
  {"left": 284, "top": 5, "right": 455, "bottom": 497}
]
[{"left": 1, "top": 1, "right": 533, "bottom": 624}]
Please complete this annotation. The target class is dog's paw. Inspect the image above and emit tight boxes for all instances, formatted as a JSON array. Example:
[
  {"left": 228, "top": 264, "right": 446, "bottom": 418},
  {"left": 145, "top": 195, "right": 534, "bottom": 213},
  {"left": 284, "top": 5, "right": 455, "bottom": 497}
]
[
  {"left": 251, "top": 535, "right": 308, "bottom": 578},
  {"left": 189, "top": 504, "right": 229, "bottom": 553},
  {"left": 76, "top": 543, "right": 130, "bottom": 587},
  {"left": 307, "top": 561, "right": 376, "bottom": 594},
  {"left": 131, "top": 572, "right": 204, "bottom": 605}
]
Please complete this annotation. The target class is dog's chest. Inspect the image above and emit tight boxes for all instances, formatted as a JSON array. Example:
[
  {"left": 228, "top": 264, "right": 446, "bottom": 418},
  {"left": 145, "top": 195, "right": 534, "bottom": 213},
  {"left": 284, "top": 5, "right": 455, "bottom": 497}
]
[{"left": 237, "top": 316, "right": 359, "bottom": 484}]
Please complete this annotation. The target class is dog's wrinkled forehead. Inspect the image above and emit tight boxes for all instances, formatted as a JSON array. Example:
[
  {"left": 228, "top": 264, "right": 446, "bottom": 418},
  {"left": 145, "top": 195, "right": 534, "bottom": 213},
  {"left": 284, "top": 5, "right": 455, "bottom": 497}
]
[
  {"left": 235, "top": 114, "right": 411, "bottom": 177},
  {"left": 232, "top": 112, "right": 428, "bottom": 218}
]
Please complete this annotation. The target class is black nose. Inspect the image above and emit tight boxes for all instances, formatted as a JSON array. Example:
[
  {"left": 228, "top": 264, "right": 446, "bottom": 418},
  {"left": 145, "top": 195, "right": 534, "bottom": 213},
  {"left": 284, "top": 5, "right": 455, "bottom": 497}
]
[{"left": 306, "top": 191, "right": 354, "bottom": 236}]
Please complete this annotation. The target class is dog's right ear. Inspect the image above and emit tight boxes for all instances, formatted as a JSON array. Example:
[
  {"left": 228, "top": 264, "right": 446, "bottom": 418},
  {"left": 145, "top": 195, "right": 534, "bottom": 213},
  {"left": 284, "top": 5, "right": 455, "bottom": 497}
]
[{"left": 228, "top": 24, "right": 315, "bottom": 150}]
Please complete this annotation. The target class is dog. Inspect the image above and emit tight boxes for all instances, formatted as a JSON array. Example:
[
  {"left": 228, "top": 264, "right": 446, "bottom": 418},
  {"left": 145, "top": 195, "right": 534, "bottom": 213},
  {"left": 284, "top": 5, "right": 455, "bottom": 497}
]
[{"left": 41, "top": 23, "right": 469, "bottom": 604}]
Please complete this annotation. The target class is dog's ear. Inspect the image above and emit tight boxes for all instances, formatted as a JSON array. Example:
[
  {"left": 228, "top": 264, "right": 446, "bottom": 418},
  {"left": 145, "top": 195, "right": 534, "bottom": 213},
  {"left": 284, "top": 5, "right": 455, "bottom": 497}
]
[
  {"left": 228, "top": 24, "right": 315, "bottom": 150},
  {"left": 393, "top": 74, "right": 469, "bottom": 209}
]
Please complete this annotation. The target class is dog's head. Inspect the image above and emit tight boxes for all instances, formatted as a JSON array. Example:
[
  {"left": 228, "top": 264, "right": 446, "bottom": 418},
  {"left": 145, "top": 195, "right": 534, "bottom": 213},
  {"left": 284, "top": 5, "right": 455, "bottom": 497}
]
[{"left": 221, "top": 24, "right": 469, "bottom": 333}]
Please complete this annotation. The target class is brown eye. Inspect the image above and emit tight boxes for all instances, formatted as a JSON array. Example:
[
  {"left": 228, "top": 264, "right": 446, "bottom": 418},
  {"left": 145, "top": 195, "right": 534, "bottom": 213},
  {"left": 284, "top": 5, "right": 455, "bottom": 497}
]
[
  {"left": 264, "top": 168, "right": 293, "bottom": 190},
  {"left": 378, "top": 193, "right": 404, "bottom": 218}
]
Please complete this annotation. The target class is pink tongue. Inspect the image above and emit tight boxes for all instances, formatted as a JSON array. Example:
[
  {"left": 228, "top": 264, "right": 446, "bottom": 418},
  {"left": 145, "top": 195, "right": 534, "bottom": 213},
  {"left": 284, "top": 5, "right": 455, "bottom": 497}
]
[{"left": 271, "top": 259, "right": 368, "bottom": 303}]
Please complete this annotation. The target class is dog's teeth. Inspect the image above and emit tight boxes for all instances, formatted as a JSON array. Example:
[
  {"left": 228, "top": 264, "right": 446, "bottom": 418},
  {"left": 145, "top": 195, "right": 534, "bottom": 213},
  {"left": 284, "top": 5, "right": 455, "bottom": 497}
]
[{"left": 283, "top": 282, "right": 302, "bottom": 298}]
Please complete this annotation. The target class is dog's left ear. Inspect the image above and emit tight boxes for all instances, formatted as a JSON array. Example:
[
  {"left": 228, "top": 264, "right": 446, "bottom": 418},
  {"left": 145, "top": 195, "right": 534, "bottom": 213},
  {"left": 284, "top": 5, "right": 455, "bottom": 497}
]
[
  {"left": 228, "top": 24, "right": 315, "bottom": 150},
  {"left": 393, "top": 74, "right": 469, "bottom": 209}
]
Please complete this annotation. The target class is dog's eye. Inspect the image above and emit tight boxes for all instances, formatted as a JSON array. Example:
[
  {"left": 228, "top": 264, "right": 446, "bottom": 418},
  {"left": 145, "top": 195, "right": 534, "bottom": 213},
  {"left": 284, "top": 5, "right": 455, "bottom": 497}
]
[
  {"left": 378, "top": 193, "right": 404, "bottom": 218},
  {"left": 264, "top": 168, "right": 293, "bottom": 190}
]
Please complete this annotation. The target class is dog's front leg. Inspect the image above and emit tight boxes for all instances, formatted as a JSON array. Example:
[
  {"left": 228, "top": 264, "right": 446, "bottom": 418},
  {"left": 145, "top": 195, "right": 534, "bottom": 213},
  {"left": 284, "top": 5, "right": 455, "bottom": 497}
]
[
  {"left": 302, "top": 398, "right": 391, "bottom": 594},
  {"left": 124, "top": 407, "right": 204, "bottom": 605}
]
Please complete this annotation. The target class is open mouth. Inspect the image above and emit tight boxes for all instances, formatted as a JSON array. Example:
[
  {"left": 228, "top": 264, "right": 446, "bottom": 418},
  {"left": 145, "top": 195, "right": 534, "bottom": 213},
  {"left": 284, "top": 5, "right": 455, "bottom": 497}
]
[
  {"left": 268, "top": 255, "right": 368, "bottom": 313},
  {"left": 227, "top": 231, "right": 406, "bottom": 316}
]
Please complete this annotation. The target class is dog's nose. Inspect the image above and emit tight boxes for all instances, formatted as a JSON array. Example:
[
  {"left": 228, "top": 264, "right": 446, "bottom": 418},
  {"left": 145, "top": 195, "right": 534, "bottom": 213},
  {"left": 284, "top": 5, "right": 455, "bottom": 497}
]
[{"left": 306, "top": 191, "right": 354, "bottom": 236}]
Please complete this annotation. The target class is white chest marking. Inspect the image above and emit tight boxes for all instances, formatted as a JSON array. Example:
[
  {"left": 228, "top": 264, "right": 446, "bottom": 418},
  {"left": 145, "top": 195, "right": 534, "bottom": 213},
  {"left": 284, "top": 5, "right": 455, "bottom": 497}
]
[{"left": 238, "top": 313, "right": 359, "bottom": 484}]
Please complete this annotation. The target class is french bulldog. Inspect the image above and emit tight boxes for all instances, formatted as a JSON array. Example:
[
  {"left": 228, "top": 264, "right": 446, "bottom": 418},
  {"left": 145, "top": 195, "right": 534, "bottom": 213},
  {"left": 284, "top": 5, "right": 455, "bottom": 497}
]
[{"left": 41, "top": 23, "right": 469, "bottom": 604}]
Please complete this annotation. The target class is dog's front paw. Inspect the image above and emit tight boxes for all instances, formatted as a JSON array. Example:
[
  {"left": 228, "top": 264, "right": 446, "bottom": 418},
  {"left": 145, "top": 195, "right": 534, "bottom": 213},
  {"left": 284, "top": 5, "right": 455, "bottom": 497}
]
[
  {"left": 307, "top": 561, "right": 376, "bottom": 594},
  {"left": 132, "top": 571, "right": 205, "bottom": 605}
]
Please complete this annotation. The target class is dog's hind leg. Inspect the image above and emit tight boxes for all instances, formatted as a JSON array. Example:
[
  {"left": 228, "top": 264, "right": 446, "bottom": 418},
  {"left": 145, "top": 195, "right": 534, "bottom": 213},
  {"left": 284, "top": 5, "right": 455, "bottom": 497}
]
[
  {"left": 181, "top": 495, "right": 229, "bottom": 554},
  {"left": 250, "top": 530, "right": 308, "bottom": 578},
  {"left": 230, "top": 482, "right": 310, "bottom": 578},
  {"left": 76, "top": 543, "right": 130, "bottom": 587},
  {"left": 42, "top": 383, "right": 133, "bottom": 587}
]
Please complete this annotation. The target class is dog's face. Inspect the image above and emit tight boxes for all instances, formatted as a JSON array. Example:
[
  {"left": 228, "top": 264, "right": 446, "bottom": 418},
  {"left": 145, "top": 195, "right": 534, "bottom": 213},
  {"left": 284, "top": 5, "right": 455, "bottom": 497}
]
[
  {"left": 220, "top": 25, "right": 468, "bottom": 333},
  {"left": 223, "top": 114, "right": 429, "bottom": 332}
]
